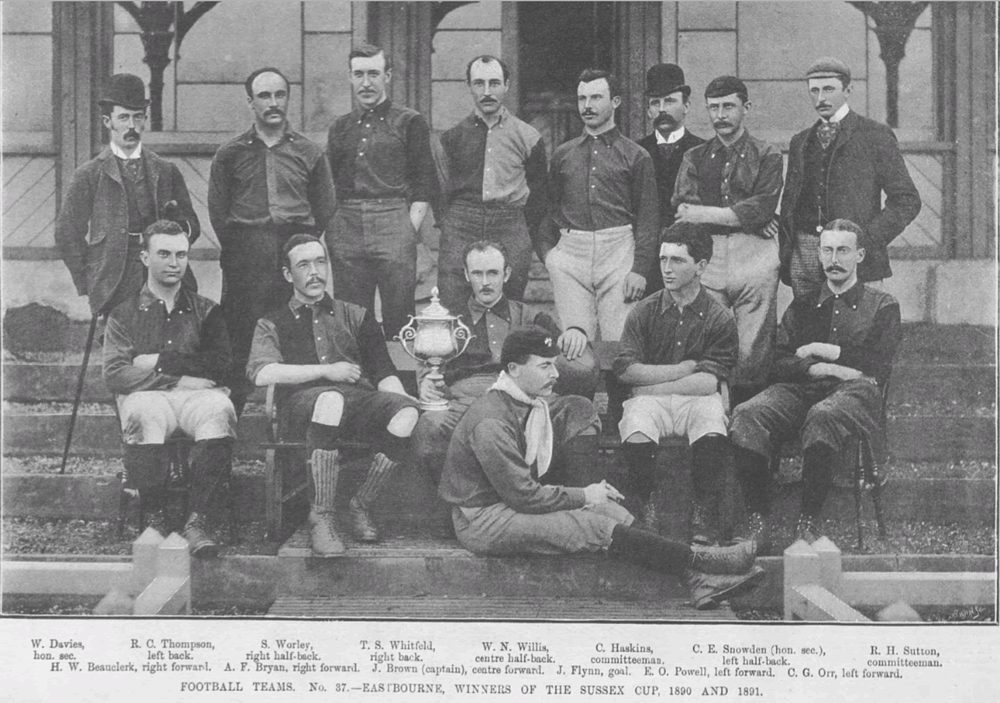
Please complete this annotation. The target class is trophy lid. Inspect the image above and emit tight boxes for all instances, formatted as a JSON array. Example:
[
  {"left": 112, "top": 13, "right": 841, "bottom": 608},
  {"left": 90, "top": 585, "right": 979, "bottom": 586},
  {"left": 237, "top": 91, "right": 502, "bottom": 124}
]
[{"left": 417, "top": 288, "right": 460, "bottom": 321}]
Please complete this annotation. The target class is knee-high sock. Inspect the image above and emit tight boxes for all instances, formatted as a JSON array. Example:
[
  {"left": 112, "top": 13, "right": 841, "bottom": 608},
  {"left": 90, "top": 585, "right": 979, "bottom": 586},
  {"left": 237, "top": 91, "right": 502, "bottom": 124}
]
[
  {"left": 608, "top": 523, "right": 692, "bottom": 576},
  {"left": 188, "top": 438, "right": 233, "bottom": 516},
  {"left": 354, "top": 452, "right": 399, "bottom": 509},
  {"left": 621, "top": 441, "right": 658, "bottom": 503},
  {"left": 123, "top": 444, "right": 170, "bottom": 492},
  {"left": 306, "top": 422, "right": 341, "bottom": 452},
  {"left": 734, "top": 444, "right": 772, "bottom": 515},
  {"left": 691, "top": 434, "right": 727, "bottom": 498},
  {"left": 801, "top": 442, "right": 836, "bottom": 519},
  {"left": 310, "top": 448, "right": 340, "bottom": 510}
]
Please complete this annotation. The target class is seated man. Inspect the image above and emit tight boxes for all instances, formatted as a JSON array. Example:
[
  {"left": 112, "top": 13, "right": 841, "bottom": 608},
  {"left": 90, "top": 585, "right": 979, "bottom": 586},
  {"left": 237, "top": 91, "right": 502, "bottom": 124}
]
[
  {"left": 615, "top": 225, "right": 738, "bottom": 545},
  {"left": 247, "top": 234, "right": 419, "bottom": 556},
  {"left": 413, "top": 239, "right": 599, "bottom": 488},
  {"left": 730, "top": 220, "right": 901, "bottom": 553},
  {"left": 103, "top": 220, "right": 236, "bottom": 558},
  {"left": 438, "top": 328, "right": 763, "bottom": 610}
]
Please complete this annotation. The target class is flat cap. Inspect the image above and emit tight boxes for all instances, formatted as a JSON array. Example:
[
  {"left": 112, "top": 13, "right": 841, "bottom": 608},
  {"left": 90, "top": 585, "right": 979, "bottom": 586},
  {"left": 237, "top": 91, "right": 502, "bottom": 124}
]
[
  {"left": 806, "top": 57, "right": 851, "bottom": 81},
  {"left": 500, "top": 326, "right": 560, "bottom": 367},
  {"left": 704, "top": 75, "right": 748, "bottom": 101}
]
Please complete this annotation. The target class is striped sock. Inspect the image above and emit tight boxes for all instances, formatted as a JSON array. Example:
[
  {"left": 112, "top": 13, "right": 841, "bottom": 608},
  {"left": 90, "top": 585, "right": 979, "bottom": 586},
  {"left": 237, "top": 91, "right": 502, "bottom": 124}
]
[
  {"left": 354, "top": 452, "right": 398, "bottom": 508},
  {"left": 310, "top": 449, "right": 340, "bottom": 510}
]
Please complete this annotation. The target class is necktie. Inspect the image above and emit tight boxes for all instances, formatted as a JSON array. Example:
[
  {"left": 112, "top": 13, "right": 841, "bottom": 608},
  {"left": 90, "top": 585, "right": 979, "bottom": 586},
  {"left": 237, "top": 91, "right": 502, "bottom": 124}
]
[{"left": 817, "top": 120, "right": 840, "bottom": 150}]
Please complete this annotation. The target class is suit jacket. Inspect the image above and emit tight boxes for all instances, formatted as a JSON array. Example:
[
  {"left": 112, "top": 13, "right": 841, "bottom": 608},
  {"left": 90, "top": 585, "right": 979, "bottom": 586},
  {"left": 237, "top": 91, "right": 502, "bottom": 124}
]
[
  {"left": 638, "top": 129, "right": 705, "bottom": 293},
  {"left": 779, "top": 110, "right": 921, "bottom": 284},
  {"left": 55, "top": 146, "right": 200, "bottom": 315}
]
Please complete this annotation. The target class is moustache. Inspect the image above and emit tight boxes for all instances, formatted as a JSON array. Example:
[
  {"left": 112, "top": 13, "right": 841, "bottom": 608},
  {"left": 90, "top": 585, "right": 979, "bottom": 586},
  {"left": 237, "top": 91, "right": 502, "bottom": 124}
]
[
  {"left": 124, "top": 130, "right": 140, "bottom": 140},
  {"left": 713, "top": 121, "right": 733, "bottom": 129},
  {"left": 582, "top": 110, "right": 598, "bottom": 117},
  {"left": 306, "top": 276, "right": 326, "bottom": 286},
  {"left": 480, "top": 97, "right": 497, "bottom": 103},
  {"left": 654, "top": 114, "right": 677, "bottom": 127},
  {"left": 824, "top": 266, "right": 847, "bottom": 274},
  {"left": 265, "top": 108, "right": 284, "bottom": 116}
]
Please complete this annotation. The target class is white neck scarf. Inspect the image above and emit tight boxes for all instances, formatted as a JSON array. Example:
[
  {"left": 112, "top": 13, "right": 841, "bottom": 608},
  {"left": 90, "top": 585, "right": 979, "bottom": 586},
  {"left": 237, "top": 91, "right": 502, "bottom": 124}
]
[{"left": 491, "top": 371, "right": 553, "bottom": 477}]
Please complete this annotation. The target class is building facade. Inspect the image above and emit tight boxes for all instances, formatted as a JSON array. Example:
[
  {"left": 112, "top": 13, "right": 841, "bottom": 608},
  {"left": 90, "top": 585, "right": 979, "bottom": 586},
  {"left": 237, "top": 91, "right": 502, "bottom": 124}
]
[{"left": 2, "top": 1, "right": 995, "bottom": 324}]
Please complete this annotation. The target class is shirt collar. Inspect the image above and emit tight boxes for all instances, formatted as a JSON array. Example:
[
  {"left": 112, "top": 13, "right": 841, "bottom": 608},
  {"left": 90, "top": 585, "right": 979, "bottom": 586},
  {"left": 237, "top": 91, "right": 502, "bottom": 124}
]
[
  {"left": 289, "top": 293, "right": 335, "bottom": 318},
  {"left": 473, "top": 105, "right": 509, "bottom": 128},
  {"left": 707, "top": 127, "right": 749, "bottom": 156},
  {"left": 821, "top": 103, "right": 851, "bottom": 124},
  {"left": 816, "top": 280, "right": 863, "bottom": 308},
  {"left": 582, "top": 126, "right": 620, "bottom": 147},
  {"left": 655, "top": 126, "right": 687, "bottom": 145},
  {"left": 656, "top": 286, "right": 710, "bottom": 318},
  {"left": 110, "top": 141, "right": 142, "bottom": 160},
  {"left": 468, "top": 294, "right": 510, "bottom": 324},
  {"left": 138, "top": 283, "right": 192, "bottom": 312},
  {"left": 242, "top": 124, "right": 298, "bottom": 146},
  {"left": 355, "top": 98, "right": 393, "bottom": 120}
]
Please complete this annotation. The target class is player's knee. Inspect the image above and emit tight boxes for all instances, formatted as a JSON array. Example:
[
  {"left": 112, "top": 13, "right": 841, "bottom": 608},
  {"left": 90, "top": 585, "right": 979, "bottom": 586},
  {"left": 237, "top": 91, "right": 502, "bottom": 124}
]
[
  {"left": 311, "top": 391, "right": 345, "bottom": 426},
  {"left": 387, "top": 406, "right": 419, "bottom": 437}
]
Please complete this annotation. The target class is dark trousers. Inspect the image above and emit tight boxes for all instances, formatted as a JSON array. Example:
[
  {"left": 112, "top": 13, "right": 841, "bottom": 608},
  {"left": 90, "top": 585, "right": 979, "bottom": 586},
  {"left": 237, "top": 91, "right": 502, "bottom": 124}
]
[
  {"left": 436, "top": 201, "right": 532, "bottom": 314},
  {"left": 326, "top": 199, "right": 416, "bottom": 339},
  {"left": 221, "top": 225, "right": 307, "bottom": 406}
]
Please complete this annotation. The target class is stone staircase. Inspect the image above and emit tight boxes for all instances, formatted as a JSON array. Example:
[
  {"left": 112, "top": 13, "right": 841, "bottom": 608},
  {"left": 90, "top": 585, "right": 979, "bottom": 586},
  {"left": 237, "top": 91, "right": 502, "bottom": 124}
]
[{"left": 2, "top": 285, "right": 996, "bottom": 617}]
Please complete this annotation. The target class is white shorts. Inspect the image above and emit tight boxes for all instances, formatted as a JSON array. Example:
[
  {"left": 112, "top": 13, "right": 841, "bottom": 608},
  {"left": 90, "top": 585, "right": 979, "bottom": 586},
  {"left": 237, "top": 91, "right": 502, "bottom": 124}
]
[{"left": 618, "top": 393, "right": 727, "bottom": 444}]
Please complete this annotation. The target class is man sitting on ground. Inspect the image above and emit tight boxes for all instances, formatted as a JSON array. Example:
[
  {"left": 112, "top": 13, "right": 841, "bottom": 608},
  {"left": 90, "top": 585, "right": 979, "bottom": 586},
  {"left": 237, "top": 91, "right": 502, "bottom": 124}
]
[
  {"left": 103, "top": 220, "right": 236, "bottom": 558},
  {"left": 730, "top": 219, "right": 901, "bottom": 553},
  {"left": 247, "top": 234, "right": 419, "bottom": 556},
  {"left": 438, "top": 328, "right": 763, "bottom": 610}
]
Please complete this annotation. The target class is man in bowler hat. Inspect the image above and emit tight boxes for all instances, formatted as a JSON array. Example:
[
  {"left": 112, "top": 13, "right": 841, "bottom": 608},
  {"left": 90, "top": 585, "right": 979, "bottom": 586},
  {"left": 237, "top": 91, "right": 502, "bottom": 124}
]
[
  {"left": 637, "top": 63, "right": 705, "bottom": 297},
  {"left": 56, "top": 73, "right": 200, "bottom": 316},
  {"left": 779, "top": 57, "right": 920, "bottom": 298}
]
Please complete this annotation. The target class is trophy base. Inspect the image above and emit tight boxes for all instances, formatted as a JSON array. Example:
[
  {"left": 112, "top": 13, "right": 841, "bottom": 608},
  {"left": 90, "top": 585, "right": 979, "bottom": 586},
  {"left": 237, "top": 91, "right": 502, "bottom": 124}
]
[{"left": 420, "top": 399, "right": 451, "bottom": 412}]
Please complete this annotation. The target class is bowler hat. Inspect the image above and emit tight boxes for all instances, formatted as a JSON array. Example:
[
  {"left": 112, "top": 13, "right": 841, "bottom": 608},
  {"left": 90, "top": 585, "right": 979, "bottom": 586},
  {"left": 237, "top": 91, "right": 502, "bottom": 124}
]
[
  {"left": 645, "top": 63, "right": 690, "bottom": 98},
  {"left": 806, "top": 57, "right": 851, "bottom": 82},
  {"left": 97, "top": 73, "right": 150, "bottom": 110}
]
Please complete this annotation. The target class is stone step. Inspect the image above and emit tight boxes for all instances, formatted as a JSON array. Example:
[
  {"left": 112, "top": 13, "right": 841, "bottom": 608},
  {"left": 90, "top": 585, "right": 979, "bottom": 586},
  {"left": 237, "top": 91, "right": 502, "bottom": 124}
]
[
  {"left": 3, "top": 411, "right": 994, "bottom": 461},
  {"left": 265, "top": 595, "right": 734, "bottom": 620},
  {"left": 5, "top": 361, "right": 993, "bottom": 407},
  {"left": 4, "top": 459, "right": 994, "bottom": 527}
]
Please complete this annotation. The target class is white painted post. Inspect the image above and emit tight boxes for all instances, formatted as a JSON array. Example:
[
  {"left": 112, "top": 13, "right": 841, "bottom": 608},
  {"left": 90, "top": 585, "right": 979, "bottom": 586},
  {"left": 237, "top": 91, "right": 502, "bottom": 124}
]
[
  {"left": 812, "top": 536, "right": 843, "bottom": 596},
  {"left": 130, "top": 527, "right": 164, "bottom": 596},
  {"left": 134, "top": 533, "right": 191, "bottom": 615},
  {"left": 783, "top": 539, "right": 819, "bottom": 620}
]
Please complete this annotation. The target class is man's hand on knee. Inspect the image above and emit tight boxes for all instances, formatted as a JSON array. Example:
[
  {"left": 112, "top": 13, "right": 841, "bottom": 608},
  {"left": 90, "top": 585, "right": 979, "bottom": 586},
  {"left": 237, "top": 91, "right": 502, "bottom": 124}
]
[
  {"left": 623, "top": 272, "right": 647, "bottom": 302},
  {"left": 584, "top": 480, "right": 625, "bottom": 508}
]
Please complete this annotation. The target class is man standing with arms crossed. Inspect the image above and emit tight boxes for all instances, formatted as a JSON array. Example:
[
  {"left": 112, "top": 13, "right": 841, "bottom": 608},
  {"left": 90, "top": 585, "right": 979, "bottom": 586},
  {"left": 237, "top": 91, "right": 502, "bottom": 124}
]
[
  {"left": 780, "top": 57, "right": 921, "bottom": 299},
  {"left": 541, "top": 69, "right": 659, "bottom": 343},
  {"left": 671, "top": 76, "right": 784, "bottom": 406},
  {"left": 435, "top": 55, "right": 549, "bottom": 314},
  {"left": 326, "top": 44, "right": 440, "bottom": 338},
  {"left": 637, "top": 63, "right": 705, "bottom": 298},
  {"left": 209, "top": 67, "right": 337, "bottom": 412}
]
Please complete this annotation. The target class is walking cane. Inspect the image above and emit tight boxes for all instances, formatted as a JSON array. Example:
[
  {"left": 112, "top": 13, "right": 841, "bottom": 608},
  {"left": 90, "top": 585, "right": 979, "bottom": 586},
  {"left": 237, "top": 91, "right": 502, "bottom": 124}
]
[{"left": 59, "top": 312, "right": 100, "bottom": 474}]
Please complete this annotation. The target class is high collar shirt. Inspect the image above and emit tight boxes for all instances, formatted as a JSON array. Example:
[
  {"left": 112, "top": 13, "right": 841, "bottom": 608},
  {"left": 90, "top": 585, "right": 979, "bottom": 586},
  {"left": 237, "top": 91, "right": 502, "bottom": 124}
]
[
  {"left": 821, "top": 103, "right": 851, "bottom": 124},
  {"left": 545, "top": 127, "right": 659, "bottom": 275},
  {"left": 207, "top": 126, "right": 336, "bottom": 237},
  {"left": 613, "top": 286, "right": 738, "bottom": 384},
  {"left": 326, "top": 99, "right": 439, "bottom": 203},
  {"left": 773, "top": 281, "right": 901, "bottom": 387},
  {"left": 103, "top": 284, "right": 231, "bottom": 395},
  {"left": 245, "top": 293, "right": 397, "bottom": 389},
  {"left": 673, "top": 128, "right": 784, "bottom": 235},
  {"left": 439, "top": 107, "right": 550, "bottom": 234},
  {"left": 110, "top": 141, "right": 142, "bottom": 160},
  {"left": 444, "top": 295, "right": 558, "bottom": 386},
  {"left": 655, "top": 127, "right": 687, "bottom": 145}
]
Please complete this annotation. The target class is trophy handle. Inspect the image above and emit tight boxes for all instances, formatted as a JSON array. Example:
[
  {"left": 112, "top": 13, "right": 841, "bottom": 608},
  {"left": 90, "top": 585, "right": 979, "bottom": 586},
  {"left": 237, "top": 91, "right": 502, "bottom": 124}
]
[
  {"left": 395, "top": 316, "right": 421, "bottom": 361},
  {"left": 452, "top": 318, "right": 473, "bottom": 358}
]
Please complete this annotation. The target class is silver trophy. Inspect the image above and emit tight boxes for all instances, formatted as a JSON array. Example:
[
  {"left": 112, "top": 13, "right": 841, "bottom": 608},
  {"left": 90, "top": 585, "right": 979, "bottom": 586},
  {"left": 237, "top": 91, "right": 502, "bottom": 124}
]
[{"left": 397, "top": 287, "right": 473, "bottom": 411}]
